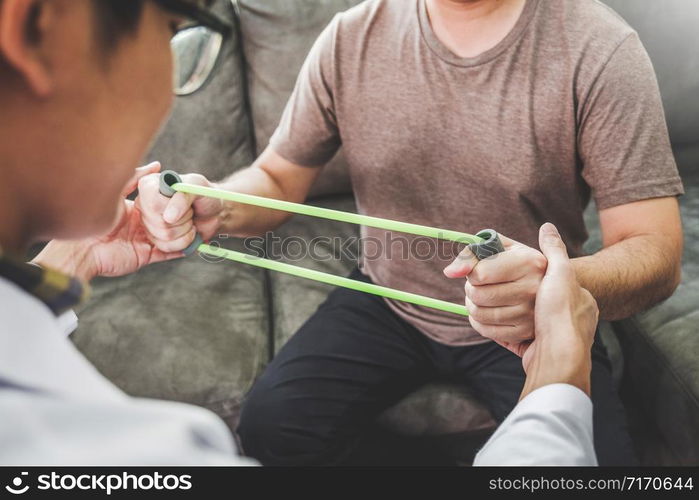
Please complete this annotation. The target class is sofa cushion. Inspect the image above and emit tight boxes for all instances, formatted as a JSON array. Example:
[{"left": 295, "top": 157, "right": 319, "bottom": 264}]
[
  {"left": 235, "top": 0, "right": 363, "bottom": 197},
  {"left": 377, "top": 384, "right": 495, "bottom": 437},
  {"left": 146, "top": 0, "right": 255, "bottom": 180}
]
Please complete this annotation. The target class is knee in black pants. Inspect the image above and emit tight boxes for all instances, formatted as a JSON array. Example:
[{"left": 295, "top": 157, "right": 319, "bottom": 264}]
[
  {"left": 237, "top": 377, "right": 338, "bottom": 466},
  {"left": 237, "top": 382, "right": 292, "bottom": 465}
]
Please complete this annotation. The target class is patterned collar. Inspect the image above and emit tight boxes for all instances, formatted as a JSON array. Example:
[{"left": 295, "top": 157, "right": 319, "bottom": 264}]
[{"left": 0, "top": 247, "right": 88, "bottom": 316}]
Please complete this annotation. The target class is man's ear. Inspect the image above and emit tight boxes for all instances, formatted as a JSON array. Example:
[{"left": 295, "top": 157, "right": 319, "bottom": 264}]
[{"left": 0, "top": 0, "right": 55, "bottom": 96}]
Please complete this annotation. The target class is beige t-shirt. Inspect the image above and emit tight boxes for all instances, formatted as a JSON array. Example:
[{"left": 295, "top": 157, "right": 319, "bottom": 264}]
[{"left": 270, "top": 0, "right": 684, "bottom": 346}]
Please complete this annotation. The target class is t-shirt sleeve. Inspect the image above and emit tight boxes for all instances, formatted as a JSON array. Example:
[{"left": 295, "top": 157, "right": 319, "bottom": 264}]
[
  {"left": 269, "top": 16, "right": 342, "bottom": 168},
  {"left": 578, "top": 33, "right": 684, "bottom": 210}
]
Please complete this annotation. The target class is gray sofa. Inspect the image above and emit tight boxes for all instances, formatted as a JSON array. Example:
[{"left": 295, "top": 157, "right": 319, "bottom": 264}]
[{"left": 72, "top": 0, "right": 699, "bottom": 465}]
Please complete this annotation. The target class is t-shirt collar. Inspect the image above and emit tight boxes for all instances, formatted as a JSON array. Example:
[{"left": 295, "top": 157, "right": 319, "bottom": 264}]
[{"left": 417, "top": 0, "right": 540, "bottom": 68}]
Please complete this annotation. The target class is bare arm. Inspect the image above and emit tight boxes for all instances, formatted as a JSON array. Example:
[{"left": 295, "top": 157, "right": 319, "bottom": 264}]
[
  {"left": 572, "top": 196, "right": 683, "bottom": 320},
  {"left": 214, "top": 147, "right": 323, "bottom": 237}
]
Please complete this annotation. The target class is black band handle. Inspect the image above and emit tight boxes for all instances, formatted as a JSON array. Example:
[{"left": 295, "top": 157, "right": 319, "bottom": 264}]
[
  {"left": 159, "top": 170, "right": 204, "bottom": 256},
  {"left": 468, "top": 229, "right": 505, "bottom": 260}
]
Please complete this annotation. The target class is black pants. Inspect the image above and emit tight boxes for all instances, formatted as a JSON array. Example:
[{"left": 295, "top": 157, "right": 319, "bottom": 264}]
[{"left": 238, "top": 269, "right": 636, "bottom": 465}]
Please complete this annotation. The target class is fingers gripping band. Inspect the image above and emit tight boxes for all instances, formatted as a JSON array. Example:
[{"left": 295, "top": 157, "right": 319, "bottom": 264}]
[
  {"left": 159, "top": 170, "right": 204, "bottom": 256},
  {"left": 469, "top": 229, "right": 505, "bottom": 260}
]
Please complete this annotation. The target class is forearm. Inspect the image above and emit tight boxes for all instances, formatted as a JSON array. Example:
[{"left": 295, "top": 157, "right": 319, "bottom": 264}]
[
  {"left": 211, "top": 144, "right": 326, "bottom": 238},
  {"left": 572, "top": 234, "right": 681, "bottom": 320},
  {"left": 213, "top": 165, "right": 296, "bottom": 238},
  {"left": 520, "top": 328, "right": 592, "bottom": 400}
]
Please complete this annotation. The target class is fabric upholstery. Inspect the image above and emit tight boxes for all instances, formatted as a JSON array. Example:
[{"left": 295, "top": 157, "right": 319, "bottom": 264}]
[{"left": 378, "top": 384, "right": 496, "bottom": 437}]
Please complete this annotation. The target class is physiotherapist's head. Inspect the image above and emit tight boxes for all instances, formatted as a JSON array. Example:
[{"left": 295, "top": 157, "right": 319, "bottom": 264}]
[{"left": 0, "top": 0, "right": 221, "bottom": 251}]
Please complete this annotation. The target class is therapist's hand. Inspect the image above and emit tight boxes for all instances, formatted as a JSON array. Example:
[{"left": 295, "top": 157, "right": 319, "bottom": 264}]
[
  {"left": 443, "top": 232, "right": 547, "bottom": 354},
  {"left": 33, "top": 163, "right": 183, "bottom": 281},
  {"left": 519, "top": 223, "right": 598, "bottom": 398}
]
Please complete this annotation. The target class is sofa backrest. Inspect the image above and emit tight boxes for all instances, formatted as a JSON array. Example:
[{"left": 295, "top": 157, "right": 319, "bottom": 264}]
[{"left": 147, "top": 0, "right": 698, "bottom": 191}]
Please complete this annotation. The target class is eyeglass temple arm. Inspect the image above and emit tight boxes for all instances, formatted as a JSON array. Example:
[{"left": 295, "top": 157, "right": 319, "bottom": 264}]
[{"left": 153, "top": 0, "right": 232, "bottom": 35}]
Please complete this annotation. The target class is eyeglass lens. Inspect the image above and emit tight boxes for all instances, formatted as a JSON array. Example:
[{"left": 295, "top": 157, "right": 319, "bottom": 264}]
[{"left": 172, "top": 26, "right": 223, "bottom": 96}]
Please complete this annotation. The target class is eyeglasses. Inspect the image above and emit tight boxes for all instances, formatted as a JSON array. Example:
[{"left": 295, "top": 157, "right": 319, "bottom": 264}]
[{"left": 151, "top": 0, "right": 232, "bottom": 96}]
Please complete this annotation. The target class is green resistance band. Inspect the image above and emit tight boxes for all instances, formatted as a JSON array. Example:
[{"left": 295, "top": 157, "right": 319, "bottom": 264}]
[
  {"left": 198, "top": 244, "right": 470, "bottom": 316},
  {"left": 159, "top": 171, "right": 505, "bottom": 316}
]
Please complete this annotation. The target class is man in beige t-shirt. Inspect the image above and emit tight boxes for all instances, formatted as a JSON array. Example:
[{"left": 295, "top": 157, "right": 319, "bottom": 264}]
[{"left": 139, "top": 0, "right": 683, "bottom": 465}]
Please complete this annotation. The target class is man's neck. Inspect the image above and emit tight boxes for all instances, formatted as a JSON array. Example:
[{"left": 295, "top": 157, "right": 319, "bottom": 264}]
[{"left": 425, "top": 0, "right": 527, "bottom": 58}]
